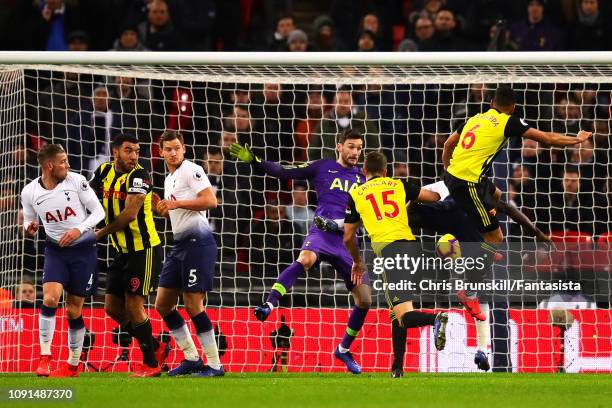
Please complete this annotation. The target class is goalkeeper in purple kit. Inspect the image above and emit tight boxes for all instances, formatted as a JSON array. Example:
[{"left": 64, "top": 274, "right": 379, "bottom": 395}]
[{"left": 229, "top": 129, "right": 370, "bottom": 374}]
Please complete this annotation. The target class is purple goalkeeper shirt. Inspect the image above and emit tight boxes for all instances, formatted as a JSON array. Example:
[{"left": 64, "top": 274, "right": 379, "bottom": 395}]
[{"left": 258, "top": 159, "right": 363, "bottom": 221}]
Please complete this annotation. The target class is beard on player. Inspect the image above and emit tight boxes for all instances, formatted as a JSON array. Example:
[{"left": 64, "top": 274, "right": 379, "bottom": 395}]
[
  {"left": 115, "top": 149, "right": 138, "bottom": 173},
  {"left": 337, "top": 141, "right": 362, "bottom": 167},
  {"left": 50, "top": 153, "right": 69, "bottom": 182}
]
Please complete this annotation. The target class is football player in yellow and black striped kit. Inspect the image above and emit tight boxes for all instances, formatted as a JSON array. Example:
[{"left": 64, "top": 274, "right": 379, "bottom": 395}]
[
  {"left": 343, "top": 151, "right": 448, "bottom": 378},
  {"left": 442, "top": 85, "right": 592, "bottom": 245},
  {"left": 90, "top": 133, "right": 166, "bottom": 377}
]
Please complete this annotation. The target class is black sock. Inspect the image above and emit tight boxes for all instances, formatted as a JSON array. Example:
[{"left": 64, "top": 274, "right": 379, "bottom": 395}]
[
  {"left": 401, "top": 311, "right": 436, "bottom": 328},
  {"left": 391, "top": 319, "right": 407, "bottom": 370},
  {"left": 120, "top": 320, "right": 136, "bottom": 337},
  {"left": 131, "top": 318, "right": 158, "bottom": 367}
]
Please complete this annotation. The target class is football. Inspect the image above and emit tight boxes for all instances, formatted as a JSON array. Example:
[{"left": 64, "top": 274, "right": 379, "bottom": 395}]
[{"left": 436, "top": 233, "right": 462, "bottom": 259}]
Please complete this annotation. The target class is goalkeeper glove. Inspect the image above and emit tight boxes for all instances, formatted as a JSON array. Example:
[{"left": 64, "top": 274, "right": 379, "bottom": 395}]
[{"left": 229, "top": 143, "right": 260, "bottom": 164}]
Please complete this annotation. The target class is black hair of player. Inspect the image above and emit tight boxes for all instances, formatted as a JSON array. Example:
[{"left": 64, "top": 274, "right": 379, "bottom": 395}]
[
  {"left": 337, "top": 128, "right": 364, "bottom": 144},
  {"left": 37, "top": 143, "right": 65, "bottom": 165},
  {"left": 364, "top": 151, "right": 387, "bottom": 176},
  {"left": 111, "top": 133, "right": 139, "bottom": 150},
  {"left": 493, "top": 85, "right": 516, "bottom": 109},
  {"left": 159, "top": 130, "right": 184, "bottom": 149}
]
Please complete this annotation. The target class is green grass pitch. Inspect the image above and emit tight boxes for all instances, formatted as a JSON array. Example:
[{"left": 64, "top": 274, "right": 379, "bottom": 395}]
[{"left": 1, "top": 372, "right": 611, "bottom": 408}]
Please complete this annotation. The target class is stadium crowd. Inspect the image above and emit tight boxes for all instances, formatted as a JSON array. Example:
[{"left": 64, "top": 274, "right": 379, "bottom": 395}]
[
  {"left": 1, "top": 0, "right": 612, "bottom": 52},
  {"left": 1, "top": 0, "right": 611, "bottom": 302}
]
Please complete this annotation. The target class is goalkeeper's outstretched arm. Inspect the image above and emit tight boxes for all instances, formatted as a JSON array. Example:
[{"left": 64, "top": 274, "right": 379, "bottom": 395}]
[{"left": 229, "top": 143, "right": 319, "bottom": 181}]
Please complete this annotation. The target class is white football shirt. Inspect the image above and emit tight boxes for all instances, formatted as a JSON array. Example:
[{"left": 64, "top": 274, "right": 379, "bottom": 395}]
[
  {"left": 21, "top": 172, "right": 105, "bottom": 244},
  {"left": 164, "top": 160, "right": 213, "bottom": 240}
]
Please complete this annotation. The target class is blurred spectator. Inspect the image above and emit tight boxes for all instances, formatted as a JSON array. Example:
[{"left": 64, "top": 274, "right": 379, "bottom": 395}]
[
  {"left": 452, "top": 83, "right": 488, "bottom": 129},
  {"left": 13, "top": 282, "right": 36, "bottom": 308},
  {"left": 174, "top": 0, "right": 216, "bottom": 51},
  {"left": 108, "top": 76, "right": 160, "bottom": 164},
  {"left": 507, "top": 163, "right": 537, "bottom": 237},
  {"left": 311, "top": 15, "right": 345, "bottom": 51},
  {"left": 358, "top": 12, "right": 392, "bottom": 51},
  {"left": 420, "top": 133, "right": 446, "bottom": 183},
  {"left": 287, "top": 29, "right": 309, "bottom": 52},
  {"left": 137, "top": 0, "right": 181, "bottom": 51},
  {"left": 220, "top": 130, "right": 238, "bottom": 157},
  {"left": 357, "top": 30, "right": 377, "bottom": 51},
  {"left": 592, "top": 119, "right": 611, "bottom": 153},
  {"left": 567, "top": 138, "right": 608, "bottom": 192},
  {"left": 285, "top": 182, "right": 314, "bottom": 237},
  {"left": 399, "top": 16, "right": 435, "bottom": 52},
  {"left": 250, "top": 83, "right": 293, "bottom": 162},
  {"left": 487, "top": 19, "right": 519, "bottom": 51},
  {"left": 203, "top": 147, "right": 238, "bottom": 251},
  {"left": 294, "top": 87, "right": 327, "bottom": 163},
  {"left": 111, "top": 26, "right": 149, "bottom": 51},
  {"left": 249, "top": 201, "right": 297, "bottom": 283},
  {"left": 67, "top": 86, "right": 122, "bottom": 175},
  {"left": 269, "top": 14, "right": 295, "bottom": 51},
  {"left": 309, "top": 87, "right": 379, "bottom": 161},
  {"left": 552, "top": 96, "right": 582, "bottom": 135},
  {"left": 23, "top": 0, "right": 84, "bottom": 51},
  {"left": 354, "top": 81, "right": 396, "bottom": 156},
  {"left": 568, "top": 0, "right": 608, "bottom": 51},
  {"left": 541, "top": 166, "right": 596, "bottom": 234},
  {"left": 419, "top": 8, "right": 473, "bottom": 51},
  {"left": 66, "top": 30, "right": 89, "bottom": 51},
  {"left": 510, "top": 0, "right": 563, "bottom": 51},
  {"left": 409, "top": 0, "right": 446, "bottom": 22}
]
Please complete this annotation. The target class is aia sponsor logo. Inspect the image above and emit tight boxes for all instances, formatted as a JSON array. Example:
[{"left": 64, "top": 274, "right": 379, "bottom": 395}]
[{"left": 45, "top": 207, "right": 76, "bottom": 223}]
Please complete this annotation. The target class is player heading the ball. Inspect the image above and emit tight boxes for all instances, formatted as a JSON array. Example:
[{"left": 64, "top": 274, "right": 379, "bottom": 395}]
[
  {"left": 21, "top": 144, "right": 105, "bottom": 377},
  {"left": 154, "top": 130, "right": 224, "bottom": 377},
  {"left": 230, "top": 128, "right": 370, "bottom": 374}
]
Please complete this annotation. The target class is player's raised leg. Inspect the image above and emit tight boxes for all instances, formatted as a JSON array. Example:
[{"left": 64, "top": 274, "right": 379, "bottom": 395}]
[
  {"left": 331, "top": 255, "right": 370, "bottom": 374},
  {"left": 254, "top": 250, "right": 315, "bottom": 321}
]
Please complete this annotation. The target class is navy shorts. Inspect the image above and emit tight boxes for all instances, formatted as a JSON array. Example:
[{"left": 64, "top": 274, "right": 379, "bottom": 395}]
[
  {"left": 159, "top": 233, "right": 217, "bottom": 293},
  {"left": 43, "top": 240, "right": 98, "bottom": 297}
]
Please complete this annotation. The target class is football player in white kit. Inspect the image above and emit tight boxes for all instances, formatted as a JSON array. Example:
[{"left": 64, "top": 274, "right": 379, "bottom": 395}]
[
  {"left": 20, "top": 144, "right": 105, "bottom": 377},
  {"left": 154, "top": 131, "right": 223, "bottom": 377}
]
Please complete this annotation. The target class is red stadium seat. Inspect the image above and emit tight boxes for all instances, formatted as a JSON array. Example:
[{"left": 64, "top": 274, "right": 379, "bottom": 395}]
[{"left": 550, "top": 231, "right": 595, "bottom": 272}]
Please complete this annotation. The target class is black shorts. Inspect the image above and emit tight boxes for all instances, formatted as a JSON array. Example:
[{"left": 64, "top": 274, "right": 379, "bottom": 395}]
[
  {"left": 106, "top": 246, "right": 162, "bottom": 297},
  {"left": 378, "top": 240, "right": 421, "bottom": 308},
  {"left": 443, "top": 172, "right": 499, "bottom": 233}
]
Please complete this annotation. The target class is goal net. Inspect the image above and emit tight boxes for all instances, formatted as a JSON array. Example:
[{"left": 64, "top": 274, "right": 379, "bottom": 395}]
[{"left": 1, "top": 52, "right": 611, "bottom": 373}]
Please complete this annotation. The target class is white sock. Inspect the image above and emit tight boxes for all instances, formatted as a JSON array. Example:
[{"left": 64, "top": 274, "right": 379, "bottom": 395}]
[
  {"left": 67, "top": 326, "right": 85, "bottom": 366},
  {"left": 170, "top": 324, "right": 199, "bottom": 361},
  {"left": 475, "top": 303, "right": 490, "bottom": 353},
  {"left": 337, "top": 345, "right": 349, "bottom": 354},
  {"left": 39, "top": 313, "right": 56, "bottom": 356},
  {"left": 196, "top": 330, "right": 221, "bottom": 369}
]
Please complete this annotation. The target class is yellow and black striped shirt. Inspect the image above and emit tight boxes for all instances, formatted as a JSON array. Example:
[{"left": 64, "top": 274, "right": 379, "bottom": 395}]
[{"left": 90, "top": 162, "right": 160, "bottom": 253}]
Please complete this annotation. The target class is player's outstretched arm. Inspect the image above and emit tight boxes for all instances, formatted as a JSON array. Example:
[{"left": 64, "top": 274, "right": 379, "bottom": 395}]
[
  {"left": 229, "top": 143, "right": 318, "bottom": 181},
  {"left": 442, "top": 131, "right": 460, "bottom": 169},
  {"left": 416, "top": 189, "right": 441, "bottom": 204},
  {"left": 523, "top": 128, "right": 592, "bottom": 147},
  {"left": 496, "top": 200, "right": 552, "bottom": 245},
  {"left": 96, "top": 193, "right": 145, "bottom": 239}
]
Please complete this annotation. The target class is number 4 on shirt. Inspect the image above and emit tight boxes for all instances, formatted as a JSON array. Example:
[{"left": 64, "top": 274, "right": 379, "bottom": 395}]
[{"left": 365, "top": 190, "right": 399, "bottom": 221}]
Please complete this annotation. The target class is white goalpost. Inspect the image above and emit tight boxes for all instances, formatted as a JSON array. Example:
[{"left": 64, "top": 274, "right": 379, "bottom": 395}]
[{"left": 0, "top": 51, "right": 611, "bottom": 373}]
